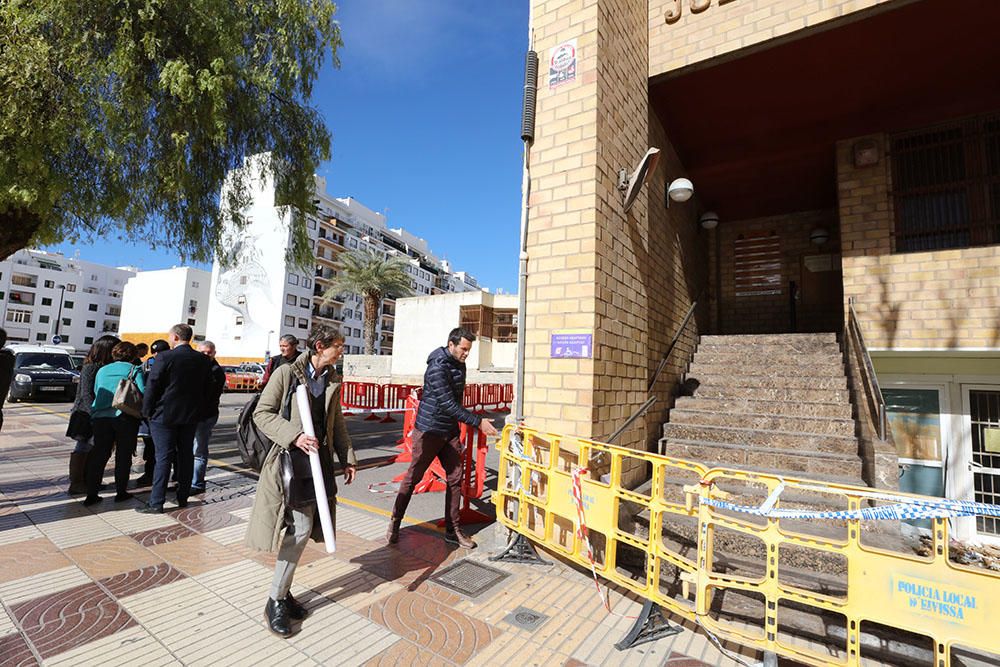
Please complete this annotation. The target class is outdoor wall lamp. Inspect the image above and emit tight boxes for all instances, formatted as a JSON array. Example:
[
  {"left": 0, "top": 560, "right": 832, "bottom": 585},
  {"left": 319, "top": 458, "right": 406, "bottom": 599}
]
[
  {"left": 699, "top": 211, "right": 719, "bottom": 230},
  {"left": 666, "top": 178, "right": 694, "bottom": 206},
  {"left": 810, "top": 227, "right": 830, "bottom": 245}
]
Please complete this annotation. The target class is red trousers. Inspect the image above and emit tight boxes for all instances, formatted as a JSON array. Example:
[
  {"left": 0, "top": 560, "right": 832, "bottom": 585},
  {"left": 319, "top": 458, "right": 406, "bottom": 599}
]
[{"left": 392, "top": 429, "right": 463, "bottom": 531}]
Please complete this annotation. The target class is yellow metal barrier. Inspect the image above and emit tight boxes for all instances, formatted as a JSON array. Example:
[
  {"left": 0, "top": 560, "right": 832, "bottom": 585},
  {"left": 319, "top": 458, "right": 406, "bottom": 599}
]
[{"left": 493, "top": 425, "right": 1000, "bottom": 666}]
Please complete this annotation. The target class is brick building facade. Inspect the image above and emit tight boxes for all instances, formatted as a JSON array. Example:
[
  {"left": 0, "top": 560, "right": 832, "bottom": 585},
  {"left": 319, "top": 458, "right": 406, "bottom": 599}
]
[{"left": 524, "top": 0, "right": 1000, "bottom": 543}]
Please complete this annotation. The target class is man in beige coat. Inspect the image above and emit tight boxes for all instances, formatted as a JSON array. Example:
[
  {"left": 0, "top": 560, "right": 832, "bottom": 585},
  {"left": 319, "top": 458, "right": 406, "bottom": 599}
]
[{"left": 245, "top": 326, "right": 357, "bottom": 637}]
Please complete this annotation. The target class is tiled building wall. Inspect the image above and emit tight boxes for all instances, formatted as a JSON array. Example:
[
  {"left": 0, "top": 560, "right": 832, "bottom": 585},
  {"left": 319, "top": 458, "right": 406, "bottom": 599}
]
[
  {"left": 648, "top": 0, "right": 906, "bottom": 77},
  {"left": 838, "top": 134, "right": 1000, "bottom": 349},
  {"left": 709, "top": 210, "right": 841, "bottom": 334}
]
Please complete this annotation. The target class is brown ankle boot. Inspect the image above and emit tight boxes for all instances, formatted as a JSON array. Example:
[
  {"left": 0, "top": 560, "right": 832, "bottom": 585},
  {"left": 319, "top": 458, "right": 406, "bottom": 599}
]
[
  {"left": 386, "top": 517, "right": 401, "bottom": 545},
  {"left": 68, "top": 452, "right": 88, "bottom": 495}
]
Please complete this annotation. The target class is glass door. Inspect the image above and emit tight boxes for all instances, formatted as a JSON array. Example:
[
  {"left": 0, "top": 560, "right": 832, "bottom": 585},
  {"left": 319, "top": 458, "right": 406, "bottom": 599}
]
[{"left": 961, "top": 386, "right": 1000, "bottom": 543}]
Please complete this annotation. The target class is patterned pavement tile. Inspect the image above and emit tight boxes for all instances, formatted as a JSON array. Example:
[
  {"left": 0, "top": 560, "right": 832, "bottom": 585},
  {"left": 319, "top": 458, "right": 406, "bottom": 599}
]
[
  {"left": 31, "top": 511, "right": 122, "bottom": 549},
  {"left": 0, "top": 566, "right": 91, "bottom": 607},
  {"left": 362, "top": 639, "right": 440, "bottom": 667},
  {"left": 350, "top": 544, "right": 454, "bottom": 589},
  {"left": 293, "top": 558, "right": 402, "bottom": 613},
  {"left": 65, "top": 535, "right": 163, "bottom": 580},
  {"left": 201, "top": 522, "right": 248, "bottom": 546},
  {"left": 366, "top": 589, "right": 500, "bottom": 664},
  {"left": 0, "top": 603, "right": 14, "bottom": 637},
  {"left": 10, "top": 582, "right": 112, "bottom": 629},
  {"left": 0, "top": 632, "right": 39, "bottom": 667},
  {"left": 22, "top": 600, "right": 135, "bottom": 659},
  {"left": 43, "top": 624, "right": 180, "bottom": 666},
  {"left": 147, "top": 534, "right": 244, "bottom": 576},
  {"left": 99, "top": 562, "right": 187, "bottom": 600},
  {"left": 172, "top": 506, "right": 247, "bottom": 534},
  {"left": 0, "top": 537, "right": 72, "bottom": 585},
  {"left": 96, "top": 504, "right": 179, "bottom": 535},
  {"left": 130, "top": 523, "right": 197, "bottom": 547}
]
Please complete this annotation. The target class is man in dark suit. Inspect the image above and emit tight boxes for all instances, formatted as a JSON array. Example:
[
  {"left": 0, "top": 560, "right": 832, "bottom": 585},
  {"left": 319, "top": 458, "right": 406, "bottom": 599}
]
[
  {"left": 0, "top": 328, "right": 13, "bottom": 433},
  {"left": 137, "top": 323, "right": 213, "bottom": 514}
]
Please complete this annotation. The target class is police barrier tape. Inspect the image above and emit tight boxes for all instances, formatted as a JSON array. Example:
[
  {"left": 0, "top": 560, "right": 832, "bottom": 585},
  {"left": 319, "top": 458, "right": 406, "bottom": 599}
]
[{"left": 494, "top": 425, "right": 1000, "bottom": 666}]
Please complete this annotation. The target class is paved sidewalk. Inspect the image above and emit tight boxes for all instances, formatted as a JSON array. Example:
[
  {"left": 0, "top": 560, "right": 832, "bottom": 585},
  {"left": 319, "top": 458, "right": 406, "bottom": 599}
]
[{"left": 0, "top": 401, "right": 754, "bottom": 666}]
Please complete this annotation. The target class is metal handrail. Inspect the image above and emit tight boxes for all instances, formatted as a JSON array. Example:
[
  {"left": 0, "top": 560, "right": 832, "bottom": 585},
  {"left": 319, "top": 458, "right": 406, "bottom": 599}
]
[
  {"left": 608, "top": 298, "right": 699, "bottom": 444},
  {"left": 847, "top": 297, "right": 888, "bottom": 441}
]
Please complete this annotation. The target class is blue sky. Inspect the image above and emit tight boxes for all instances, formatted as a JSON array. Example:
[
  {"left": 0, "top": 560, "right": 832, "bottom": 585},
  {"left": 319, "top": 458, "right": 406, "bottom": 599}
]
[{"left": 46, "top": 1, "right": 528, "bottom": 294}]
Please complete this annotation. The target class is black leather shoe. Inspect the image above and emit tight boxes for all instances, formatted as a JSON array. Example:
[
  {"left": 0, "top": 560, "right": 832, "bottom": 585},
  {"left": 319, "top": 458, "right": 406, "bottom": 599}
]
[
  {"left": 135, "top": 504, "right": 164, "bottom": 514},
  {"left": 114, "top": 492, "right": 134, "bottom": 502},
  {"left": 265, "top": 598, "right": 293, "bottom": 637},
  {"left": 176, "top": 497, "right": 188, "bottom": 508},
  {"left": 190, "top": 487, "right": 206, "bottom": 496},
  {"left": 82, "top": 495, "right": 103, "bottom": 507},
  {"left": 284, "top": 592, "right": 308, "bottom": 620}
]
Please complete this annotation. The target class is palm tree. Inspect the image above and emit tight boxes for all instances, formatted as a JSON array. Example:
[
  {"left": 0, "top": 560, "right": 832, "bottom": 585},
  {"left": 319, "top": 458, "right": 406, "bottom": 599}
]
[{"left": 321, "top": 249, "right": 414, "bottom": 354}]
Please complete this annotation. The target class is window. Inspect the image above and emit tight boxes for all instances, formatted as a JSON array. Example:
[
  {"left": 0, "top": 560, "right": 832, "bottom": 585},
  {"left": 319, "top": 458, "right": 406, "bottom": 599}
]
[
  {"left": 61, "top": 335, "right": 69, "bottom": 343},
  {"left": 84, "top": 336, "right": 94, "bottom": 345},
  {"left": 300, "top": 297, "right": 309, "bottom": 308},
  {"left": 192, "top": 281, "right": 200, "bottom": 288},
  {"left": 187, "top": 318, "right": 196, "bottom": 326},
  {"left": 353, "top": 328, "right": 361, "bottom": 337},
  {"left": 302, "top": 278, "right": 312, "bottom": 289},
  {"left": 10, "top": 273, "right": 37, "bottom": 288},
  {"left": 86, "top": 320, "right": 95, "bottom": 328},
  {"left": 106, "top": 305, "right": 121, "bottom": 316},
  {"left": 460, "top": 305, "right": 484, "bottom": 336},
  {"left": 188, "top": 299, "right": 198, "bottom": 312},
  {"left": 298, "top": 318, "right": 308, "bottom": 329},
  {"left": 41, "top": 297, "right": 52, "bottom": 306},
  {"left": 891, "top": 113, "right": 1000, "bottom": 252},
  {"left": 35, "top": 333, "right": 46, "bottom": 342},
  {"left": 38, "top": 315, "right": 49, "bottom": 324},
  {"left": 5, "top": 308, "right": 31, "bottom": 324},
  {"left": 494, "top": 309, "right": 518, "bottom": 342},
  {"left": 88, "top": 303, "right": 98, "bottom": 312},
  {"left": 237, "top": 295, "right": 246, "bottom": 305},
  {"left": 236, "top": 316, "right": 244, "bottom": 326},
  {"left": 284, "top": 315, "right": 295, "bottom": 326},
  {"left": 286, "top": 293, "right": 297, "bottom": 305},
  {"left": 90, "top": 274, "right": 98, "bottom": 281},
  {"left": 287, "top": 274, "right": 299, "bottom": 286},
  {"left": 102, "top": 320, "right": 118, "bottom": 332},
  {"left": 62, "top": 317, "right": 71, "bottom": 326},
  {"left": 66, "top": 284, "right": 76, "bottom": 292},
  {"left": 240, "top": 276, "right": 248, "bottom": 285},
  {"left": 64, "top": 300, "right": 74, "bottom": 309}
]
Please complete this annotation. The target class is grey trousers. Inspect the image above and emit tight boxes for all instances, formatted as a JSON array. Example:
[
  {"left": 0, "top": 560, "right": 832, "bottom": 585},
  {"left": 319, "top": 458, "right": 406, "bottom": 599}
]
[{"left": 269, "top": 503, "right": 316, "bottom": 600}]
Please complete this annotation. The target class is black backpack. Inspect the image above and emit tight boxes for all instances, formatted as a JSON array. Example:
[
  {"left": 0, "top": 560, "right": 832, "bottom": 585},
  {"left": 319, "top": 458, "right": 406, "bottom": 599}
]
[{"left": 236, "top": 375, "right": 300, "bottom": 471}]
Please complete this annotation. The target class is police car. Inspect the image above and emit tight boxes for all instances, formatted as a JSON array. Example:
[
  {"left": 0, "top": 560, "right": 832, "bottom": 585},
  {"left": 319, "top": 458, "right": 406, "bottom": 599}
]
[{"left": 6, "top": 345, "right": 79, "bottom": 402}]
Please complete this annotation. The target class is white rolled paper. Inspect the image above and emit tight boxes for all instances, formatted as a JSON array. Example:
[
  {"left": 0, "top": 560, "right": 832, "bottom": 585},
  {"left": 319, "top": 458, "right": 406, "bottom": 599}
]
[{"left": 295, "top": 384, "right": 336, "bottom": 553}]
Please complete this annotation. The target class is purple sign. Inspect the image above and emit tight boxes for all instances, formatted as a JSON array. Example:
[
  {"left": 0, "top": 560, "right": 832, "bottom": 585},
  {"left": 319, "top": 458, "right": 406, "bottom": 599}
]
[{"left": 550, "top": 331, "right": 592, "bottom": 359}]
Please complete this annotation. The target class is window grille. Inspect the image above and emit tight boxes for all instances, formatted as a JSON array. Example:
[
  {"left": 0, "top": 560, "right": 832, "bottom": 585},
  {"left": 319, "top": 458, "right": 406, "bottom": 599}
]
[
  {"left": 890, "top": 113, "right": 1000, "bottom": 252},
  {"left": 733, "top": 233, "right": 781, "bottom": 297}
]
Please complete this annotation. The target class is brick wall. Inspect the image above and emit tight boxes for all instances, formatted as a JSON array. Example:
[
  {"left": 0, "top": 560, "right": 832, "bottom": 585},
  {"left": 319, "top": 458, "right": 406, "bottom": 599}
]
[
  {"left": 648, "top": 0, "right": 908, "bottom": 78},
  {"left": 838, "top": 134, "right": 1000, "bottom": 349},
  {"left": 710, "top": 210, "right": 841, "bottom": 334},
  {"left": 524, "top": 0, "right": 707, "bottom": 465}
]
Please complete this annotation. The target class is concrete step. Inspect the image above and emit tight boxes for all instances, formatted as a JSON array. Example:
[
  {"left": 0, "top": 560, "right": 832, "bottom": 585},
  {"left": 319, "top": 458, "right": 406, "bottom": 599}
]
[
  {"left": 674, "top": 396, "right": 854, "bottom": 420},
  {"left": 688, "top": 373, "right": 848, "bottom": 391},
  {"left": 700, "top": 333, "right": 838, "bottom": 346},
  {"left": 688, "top": 361, "right": 845, "bottom": 379},
  {"left": 668, "top": 408, "right": 856, "bottom": 438},
  {"left": 659, "top": 438, "right": 864, "bottom": 479},
  {"left": 662, "top": 423, "right": 858, "bottom": 455},
  {"left": 692, "top": 349, "right": 843, "bottom": 366},
  {"left": 695, "top": 342, "right": 842, "bottom": 357},
  {"left": 690, "top": 385, "right": 851, "bottom": 403}
]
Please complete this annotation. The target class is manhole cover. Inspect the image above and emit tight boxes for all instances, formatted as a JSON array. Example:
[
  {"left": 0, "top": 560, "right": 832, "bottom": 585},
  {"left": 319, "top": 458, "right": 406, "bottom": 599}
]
[
  {"left": 503, "top": 606, "right": 549, "bottom": 631},
  {"left": 429, "top": 559, "right": 510, "bottom": 598}
]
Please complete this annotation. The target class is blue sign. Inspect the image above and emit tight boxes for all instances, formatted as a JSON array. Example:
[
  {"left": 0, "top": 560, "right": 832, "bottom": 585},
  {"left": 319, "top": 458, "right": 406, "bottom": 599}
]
[
  {"left": 550, "top": 330, "right": 592, "bottom": 359},
  {"left": 51, "top": 335, "right": 62, "bottom": 345}
]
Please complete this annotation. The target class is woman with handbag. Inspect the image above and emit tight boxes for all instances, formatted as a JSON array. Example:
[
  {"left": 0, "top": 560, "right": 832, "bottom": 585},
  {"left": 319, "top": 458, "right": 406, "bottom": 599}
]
[
  {"left": 84, "top": 341, "right": 145, "bottom": 506},
  {"left": 245, "top": 325, "right": 357, "bottom": 638},
  {"left": 66, "top": 335, "right": 119, "bottom": 494}
]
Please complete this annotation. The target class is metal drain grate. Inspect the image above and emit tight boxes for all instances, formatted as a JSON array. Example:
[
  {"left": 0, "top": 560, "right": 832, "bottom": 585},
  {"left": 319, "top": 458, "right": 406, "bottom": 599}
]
[
  {"left": 429, "top": 559, "right": 510, "bottom": 598},
  {"left": 503, "top": 606, "right": 549, "bottom": 631}
]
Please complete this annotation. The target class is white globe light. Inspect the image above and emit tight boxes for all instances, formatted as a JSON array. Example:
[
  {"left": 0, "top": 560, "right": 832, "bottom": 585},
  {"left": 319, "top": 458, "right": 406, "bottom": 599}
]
[
  {"left": 668, "top": 178, "right": 694, "bottom": 203},
  {"left": 700, "top": 211, "right": 719, "bottom": 230}
]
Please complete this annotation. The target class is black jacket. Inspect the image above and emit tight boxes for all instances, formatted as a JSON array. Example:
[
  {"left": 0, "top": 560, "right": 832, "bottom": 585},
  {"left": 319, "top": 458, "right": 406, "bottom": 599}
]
[
  {"left": 0, "top": 349, "right": 13, "bottom": 409},
  {"left": 202, "top": 360, "right": 227, "bottom": 420},
  {"left": 142, "top": 344, "right": 213, "bottom": 426},
  {"left": 415, "top": 346, "right": 481, "bottom": 437}
]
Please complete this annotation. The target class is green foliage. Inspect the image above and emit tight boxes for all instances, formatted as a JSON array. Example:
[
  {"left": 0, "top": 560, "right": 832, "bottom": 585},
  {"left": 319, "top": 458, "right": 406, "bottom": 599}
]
[
  {"left": 322, "top": 249, "right": 414, "bottom": 354},
  {"left": 0, "top": 0, "right": 341, "bottom": 268}
]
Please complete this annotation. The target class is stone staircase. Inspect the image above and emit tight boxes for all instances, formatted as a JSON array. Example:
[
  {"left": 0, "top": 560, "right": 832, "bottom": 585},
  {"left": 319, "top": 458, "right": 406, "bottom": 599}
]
[{"left": 660, "top": 332, "right": 867, "bottom": 487}]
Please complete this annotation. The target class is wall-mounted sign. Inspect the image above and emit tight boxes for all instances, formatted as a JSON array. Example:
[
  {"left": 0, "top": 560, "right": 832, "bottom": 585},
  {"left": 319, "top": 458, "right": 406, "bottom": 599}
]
[
  {"left": 548, "top": 39, "right": 577, "bottom": 90},
  {"left": 551, "top": 329, "right": 592, "bottom": 358}
]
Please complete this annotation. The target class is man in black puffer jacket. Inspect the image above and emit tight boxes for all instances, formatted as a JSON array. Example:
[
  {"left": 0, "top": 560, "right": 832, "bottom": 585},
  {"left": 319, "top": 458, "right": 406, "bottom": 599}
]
[{"left": 387, "top": 327, "right": 498, "bottom": 548}]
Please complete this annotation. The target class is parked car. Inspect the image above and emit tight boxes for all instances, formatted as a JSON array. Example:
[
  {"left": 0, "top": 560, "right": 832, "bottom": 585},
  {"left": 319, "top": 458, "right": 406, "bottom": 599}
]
[
  {"left": 6, "top": 345, "right": 79, "bottom": 402},
  {"left": 221, "top": 365, "right": 261, "bottom": 392},
  {"left": 237, "top": 362, "right": 265, "bottom": 380}
]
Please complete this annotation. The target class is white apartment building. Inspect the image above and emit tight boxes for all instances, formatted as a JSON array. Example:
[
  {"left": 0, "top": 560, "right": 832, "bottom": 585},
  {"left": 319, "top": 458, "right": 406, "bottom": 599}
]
[
  {"left": 118, "top": 267, "right": 212, "bottom": 345},
  {"left": 205, "top": 159, "right": 482, "bottom": 361},
  {"left": 0, "top": 249, "right": 135, "bottom": 351}
]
